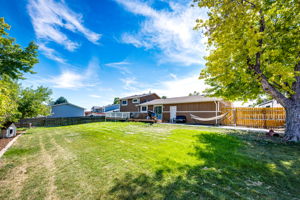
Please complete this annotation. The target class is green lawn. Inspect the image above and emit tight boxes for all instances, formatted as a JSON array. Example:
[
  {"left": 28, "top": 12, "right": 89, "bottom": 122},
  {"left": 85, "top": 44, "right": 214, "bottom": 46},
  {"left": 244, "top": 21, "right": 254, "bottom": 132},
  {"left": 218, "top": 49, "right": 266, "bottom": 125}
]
[{"left": 0, "top": 122, "right": 299, "bottom": 200}]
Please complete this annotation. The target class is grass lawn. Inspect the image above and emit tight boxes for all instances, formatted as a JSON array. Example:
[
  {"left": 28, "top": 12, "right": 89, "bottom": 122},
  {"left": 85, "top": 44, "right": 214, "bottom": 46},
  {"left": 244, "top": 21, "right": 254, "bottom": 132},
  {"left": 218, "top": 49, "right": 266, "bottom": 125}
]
[{"left": 0, "top": 122, "right": 299, "bottom": 200}]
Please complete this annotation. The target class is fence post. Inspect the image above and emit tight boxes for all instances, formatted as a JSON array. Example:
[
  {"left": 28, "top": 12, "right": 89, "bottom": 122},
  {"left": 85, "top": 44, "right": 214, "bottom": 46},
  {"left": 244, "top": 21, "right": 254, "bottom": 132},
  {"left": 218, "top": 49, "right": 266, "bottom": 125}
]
[{"left": 234, "top": 108, "right": 237, "bottom": 126}]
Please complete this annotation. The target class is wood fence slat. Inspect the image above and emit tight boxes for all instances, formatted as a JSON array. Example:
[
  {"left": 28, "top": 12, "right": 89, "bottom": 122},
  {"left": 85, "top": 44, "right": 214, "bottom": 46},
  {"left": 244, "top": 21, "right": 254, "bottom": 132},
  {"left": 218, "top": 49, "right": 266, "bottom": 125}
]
[{"left": 221, "top": 107, "right": 285, "bottom": 129}]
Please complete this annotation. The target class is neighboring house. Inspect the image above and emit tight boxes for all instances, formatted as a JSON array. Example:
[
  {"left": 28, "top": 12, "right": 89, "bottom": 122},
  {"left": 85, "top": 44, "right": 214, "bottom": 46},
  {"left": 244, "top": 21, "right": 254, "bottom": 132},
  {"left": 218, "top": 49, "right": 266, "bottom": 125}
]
[
  {"left": 91, "top": 106, "right": 104, "bottom": 113},
  {"left": 138, "top": 95, "right": 231, "bottom": 124},
  {"left": 256, "top": 100, "right": 282, "bottom": 108},
  {"left": 49, "top": 103, "right": 85, "bottom": 118},
  {"left": 104, "top": 104, "right": 120, "bottom": 112},
  {"left": 85, "top": 111, "right": 104, "bottom": 116},
  {"left": 1, "top": 122, "right": 17, "bottom": 138},
  {"left": 120, "top": 93, "right": 160, "bottom": 112}
]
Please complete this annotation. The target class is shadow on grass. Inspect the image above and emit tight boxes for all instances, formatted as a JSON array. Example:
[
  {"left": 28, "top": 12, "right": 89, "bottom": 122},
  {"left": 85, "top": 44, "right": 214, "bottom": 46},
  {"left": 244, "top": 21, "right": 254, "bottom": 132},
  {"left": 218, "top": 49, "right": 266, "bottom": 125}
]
[{"left": 109, "top": 132, "right": 300, "bottom": 199}]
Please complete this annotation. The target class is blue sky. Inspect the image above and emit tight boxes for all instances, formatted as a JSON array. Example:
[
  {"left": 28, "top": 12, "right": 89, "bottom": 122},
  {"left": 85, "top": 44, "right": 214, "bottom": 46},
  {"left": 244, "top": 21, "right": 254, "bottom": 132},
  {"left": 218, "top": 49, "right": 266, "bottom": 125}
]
[{"left": 1, "top": 0, "right": 209, "bottom": 109}]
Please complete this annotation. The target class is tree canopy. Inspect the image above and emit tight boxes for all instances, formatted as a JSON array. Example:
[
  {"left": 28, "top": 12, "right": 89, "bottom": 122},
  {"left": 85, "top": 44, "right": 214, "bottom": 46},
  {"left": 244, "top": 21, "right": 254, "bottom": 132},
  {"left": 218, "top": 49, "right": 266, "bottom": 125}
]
[
  {"left": 113, "top": 97, "right": 120, "bottom": 104},
  {"left": 194, "top": 0, "right": 300, "bottom": 141},
  {"left": 0, "top": 18, "right": 51, "bottom": 125},
  {"left": 189, "top": 91, "right": 201, "bottom": 96},
  {"left": 0, "top": 18, "right": 38, "bottom": 80},
  {"left": 0, "top": 77, "right": 19, "bottom": 124},
  {"left": 195, "top": 0, "right": 299, "bottom": 104},
  {"left": 54, "top": 96, "right": 68, "bottom": 105},
  {"left": 18, "top": 86, "right": 52, "bottom": 119}
]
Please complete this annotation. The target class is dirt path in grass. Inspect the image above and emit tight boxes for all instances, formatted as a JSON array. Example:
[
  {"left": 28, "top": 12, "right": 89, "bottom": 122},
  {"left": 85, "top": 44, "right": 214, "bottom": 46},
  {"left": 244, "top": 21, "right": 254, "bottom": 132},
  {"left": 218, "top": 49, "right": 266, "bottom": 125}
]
[
  {"left": 47, "top": 131, "right": 98, "bottom": 199},
  {"left": 39, "top": 136, "right": 59, "bottom": 200},
  {"left": 0, "top": 139, "right": 32, "bottom": 199}
]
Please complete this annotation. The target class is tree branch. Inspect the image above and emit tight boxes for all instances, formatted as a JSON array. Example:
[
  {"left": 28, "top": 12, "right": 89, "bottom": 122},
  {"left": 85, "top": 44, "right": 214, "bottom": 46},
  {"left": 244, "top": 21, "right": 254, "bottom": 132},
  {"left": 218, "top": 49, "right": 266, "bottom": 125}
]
[
  {"left": 241, "top": 0, "right": 256, "bottom": 8},
  {"left": 247, "top": 59, "right": 289, "bottom": 107},
  {"left": 246, "top": 10, "right": 291, "bottom": 107}
]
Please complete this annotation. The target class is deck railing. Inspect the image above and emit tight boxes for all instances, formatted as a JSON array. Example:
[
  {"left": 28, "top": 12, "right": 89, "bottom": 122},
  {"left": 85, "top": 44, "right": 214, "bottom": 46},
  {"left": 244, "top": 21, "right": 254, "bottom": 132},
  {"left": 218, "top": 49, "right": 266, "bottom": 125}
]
[{"left": 105, "top": 112, "right": 130, "bottom": 120}]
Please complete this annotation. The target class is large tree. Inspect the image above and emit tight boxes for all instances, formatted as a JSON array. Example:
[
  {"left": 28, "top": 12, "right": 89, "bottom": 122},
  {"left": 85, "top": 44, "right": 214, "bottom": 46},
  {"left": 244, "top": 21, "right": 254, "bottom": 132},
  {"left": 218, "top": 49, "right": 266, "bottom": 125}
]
[
  {"left": 18, "top": 86, "right": 52, "bottom": 119},
  {"left": 194, "top": 0, "right": 300, "bottom": 141},
  {"left": 0, "top": 18, "right": 38, "bottom": 79},
  {"left": 0, "top": 77, "right": 19, "bottom": 125}
]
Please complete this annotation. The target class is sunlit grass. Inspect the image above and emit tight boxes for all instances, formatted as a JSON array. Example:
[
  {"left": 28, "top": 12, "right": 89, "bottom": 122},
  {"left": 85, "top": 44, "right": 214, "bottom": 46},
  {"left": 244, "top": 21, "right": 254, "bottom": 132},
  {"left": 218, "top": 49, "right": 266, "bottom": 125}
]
[{"left": 0, "top": 122, "right": 299, "bottom": 199}]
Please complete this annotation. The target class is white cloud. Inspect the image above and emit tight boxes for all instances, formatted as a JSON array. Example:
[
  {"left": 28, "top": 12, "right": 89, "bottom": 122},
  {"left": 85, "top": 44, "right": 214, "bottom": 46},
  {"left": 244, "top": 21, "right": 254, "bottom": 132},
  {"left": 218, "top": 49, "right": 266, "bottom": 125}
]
[
  {"left": 105, "top": 61, "right": 132, "bottom": 74},
  {"left": 38, "top": 43, "right": 65, "bottom": 63},
  {"left": 27, "top": 0, "right": 101, "bottom": 60},
  {"left": 89, "top": 94, "right": 102, "bottom": 98},
  {"left": 120, "top": 73, "right": 207, "bottom": 98},
  {"left": 116, "top": 0, "right": 207, "bottom": 65},
  {"left": 121, "top": 77, "right": 138, "bottom": 90},
  {"left": 49, "top": 58, "right": 101, "bottom": 89},
  {"left": 154, "top": 75, "right": 206, "bottom": 97}
]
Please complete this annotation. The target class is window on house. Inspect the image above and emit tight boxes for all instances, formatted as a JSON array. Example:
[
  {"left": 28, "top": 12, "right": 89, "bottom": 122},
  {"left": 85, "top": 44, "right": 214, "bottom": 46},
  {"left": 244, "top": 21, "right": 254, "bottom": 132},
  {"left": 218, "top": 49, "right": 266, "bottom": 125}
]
[
  {"left": 141, "top": 106, "right": 147, "bottom": 112},
  {"left": 121, "top": 100, "right": 128, "bottom": 106},
  {"left": 132, "top": 98, "right": 140, "bottom": 103}
]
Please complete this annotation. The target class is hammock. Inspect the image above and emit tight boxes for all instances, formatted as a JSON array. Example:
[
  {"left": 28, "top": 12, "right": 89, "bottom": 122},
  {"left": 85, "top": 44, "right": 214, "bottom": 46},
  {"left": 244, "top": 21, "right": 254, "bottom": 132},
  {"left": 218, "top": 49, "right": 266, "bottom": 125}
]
[{"left": 190, "top": 113, "right": 228, "bottom": 122}]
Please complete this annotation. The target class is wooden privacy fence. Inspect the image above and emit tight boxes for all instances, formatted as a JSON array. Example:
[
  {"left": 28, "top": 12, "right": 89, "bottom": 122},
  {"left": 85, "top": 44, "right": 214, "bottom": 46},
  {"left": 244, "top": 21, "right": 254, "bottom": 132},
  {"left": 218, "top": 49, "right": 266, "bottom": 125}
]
[
  {"left": 16, "top": 116, "right": 105, "bottom": 127},
  {"left": 221, "top": 107, "right": 286, "bottom": 129}
]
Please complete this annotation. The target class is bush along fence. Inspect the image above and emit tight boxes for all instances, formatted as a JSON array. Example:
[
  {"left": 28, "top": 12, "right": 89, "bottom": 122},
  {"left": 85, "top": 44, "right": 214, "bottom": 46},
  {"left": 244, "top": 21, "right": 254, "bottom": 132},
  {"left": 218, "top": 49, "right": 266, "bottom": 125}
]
[
  {"left": 16, "top": 116, "right": 105, "bottom": 127},
  {"left": 221, "top": 107, "right": 285, "bottom": 129}
]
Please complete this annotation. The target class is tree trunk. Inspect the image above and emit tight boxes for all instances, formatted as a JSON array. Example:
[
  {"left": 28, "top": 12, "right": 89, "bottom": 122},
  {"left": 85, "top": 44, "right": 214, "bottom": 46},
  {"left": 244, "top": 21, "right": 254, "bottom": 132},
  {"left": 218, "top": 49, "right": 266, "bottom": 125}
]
[{"left": 284, "top": 103, "right": 300, "bottom": 142}]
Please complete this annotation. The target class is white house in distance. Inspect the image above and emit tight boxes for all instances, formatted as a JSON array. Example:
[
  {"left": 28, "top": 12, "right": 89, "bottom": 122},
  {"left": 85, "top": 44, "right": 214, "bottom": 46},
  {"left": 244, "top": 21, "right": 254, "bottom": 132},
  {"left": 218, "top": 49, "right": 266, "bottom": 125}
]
[
  {"left": 49, "top": 103, "right": 85, "bottom": 118},
  {"left": 257, "top": 100, "right": 282, "bottom": 108}
]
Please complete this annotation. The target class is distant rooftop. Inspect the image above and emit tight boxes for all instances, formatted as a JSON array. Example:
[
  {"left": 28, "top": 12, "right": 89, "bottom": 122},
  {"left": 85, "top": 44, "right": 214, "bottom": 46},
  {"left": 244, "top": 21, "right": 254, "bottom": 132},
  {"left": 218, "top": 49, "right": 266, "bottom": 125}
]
[
  {"left": 51, "top": 103, "right": 85, "bottom": 110},
  {"left": 120, "top": 93, "right": 159, "bottom": 100},
  {"left": 139, "top": 95, "right": 224, "bottom": 106}
]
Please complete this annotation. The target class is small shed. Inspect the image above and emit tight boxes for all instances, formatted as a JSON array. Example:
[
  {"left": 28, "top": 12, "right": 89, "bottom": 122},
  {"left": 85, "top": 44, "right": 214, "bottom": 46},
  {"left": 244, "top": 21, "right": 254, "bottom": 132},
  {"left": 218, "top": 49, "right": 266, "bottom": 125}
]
[{"left": 1, "top": 122, "right": 17, "bottom": 138}]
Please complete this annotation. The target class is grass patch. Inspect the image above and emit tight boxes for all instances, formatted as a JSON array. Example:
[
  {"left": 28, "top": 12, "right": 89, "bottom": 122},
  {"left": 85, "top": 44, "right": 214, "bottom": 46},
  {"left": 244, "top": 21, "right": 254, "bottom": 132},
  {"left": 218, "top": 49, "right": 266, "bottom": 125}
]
[{"left": 0, "top": 122, "right": 299, "bottom": 199}]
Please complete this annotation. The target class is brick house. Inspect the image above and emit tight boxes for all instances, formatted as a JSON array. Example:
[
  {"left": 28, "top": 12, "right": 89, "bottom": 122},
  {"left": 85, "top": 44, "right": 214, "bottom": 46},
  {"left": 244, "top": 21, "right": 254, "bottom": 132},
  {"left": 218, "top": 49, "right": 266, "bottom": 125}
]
[{"left": 119, "top": 93, "right": 160, "bottom": 112}]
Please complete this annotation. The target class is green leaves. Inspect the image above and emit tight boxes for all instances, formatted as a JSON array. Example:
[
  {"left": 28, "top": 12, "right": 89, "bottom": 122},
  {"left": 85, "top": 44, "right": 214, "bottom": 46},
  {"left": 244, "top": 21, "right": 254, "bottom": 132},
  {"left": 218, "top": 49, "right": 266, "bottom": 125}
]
[
  {"left": 18, "top": 86, "right": 52, "bottom": 119},
  {"left": 0, "top": 18, "right": 38, "bottom": 80},
  {"left": 0, "top": 77, "right": 20, "bottom": 125},
  {"left": 194, "top": 0, "right": 300, "bottom": 102}
]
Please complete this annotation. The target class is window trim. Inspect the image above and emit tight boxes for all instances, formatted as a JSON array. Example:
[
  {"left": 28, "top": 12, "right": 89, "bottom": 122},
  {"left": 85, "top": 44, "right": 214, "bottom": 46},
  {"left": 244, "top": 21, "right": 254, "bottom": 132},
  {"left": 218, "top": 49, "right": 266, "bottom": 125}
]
[
  {"left": 141, "top": 105, "right": 148, "bottom": 113},
  {"left": 132, "top": 98, "right": 140, "bottom": 104},
  {"left": 121, "top": 100, "right": 128, "bottom": 106}
]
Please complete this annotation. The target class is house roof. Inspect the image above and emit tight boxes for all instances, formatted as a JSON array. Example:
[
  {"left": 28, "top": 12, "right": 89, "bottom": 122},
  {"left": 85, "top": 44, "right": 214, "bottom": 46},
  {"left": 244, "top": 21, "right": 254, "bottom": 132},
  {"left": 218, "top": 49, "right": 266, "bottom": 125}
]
[
  {"left": 92, "top": 106, "right": 102, "bottom": 109},
  {"left": 120, "top": 93, "right": 159, "bottom": 100},
  {"left": 139, "top": 96, "right": 224, "bottom": 106},
  {"left": 2, "top": 122, "right": 15, "bottom": 129},
  {"left": 51, "top": 103, "right": 85, "bottom": 110}
]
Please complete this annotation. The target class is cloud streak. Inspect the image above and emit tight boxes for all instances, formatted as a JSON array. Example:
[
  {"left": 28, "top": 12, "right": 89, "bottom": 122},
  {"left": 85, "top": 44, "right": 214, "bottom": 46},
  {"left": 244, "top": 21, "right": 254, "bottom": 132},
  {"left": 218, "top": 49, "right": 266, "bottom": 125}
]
[
  {"left": 121, "top": 77, "right": 138, "bottom": 91},
  {"left": 105, "top": 61, "right": 132, "bottom": 74},
  {"left": 116, "top": 0, "right": 207, "bottom": 65},
  {"left": 49, "top": 58, "right": 101, "bottom": 89},
  {"left": 27, "top": 0, "right": 101, "bottom": 61}
]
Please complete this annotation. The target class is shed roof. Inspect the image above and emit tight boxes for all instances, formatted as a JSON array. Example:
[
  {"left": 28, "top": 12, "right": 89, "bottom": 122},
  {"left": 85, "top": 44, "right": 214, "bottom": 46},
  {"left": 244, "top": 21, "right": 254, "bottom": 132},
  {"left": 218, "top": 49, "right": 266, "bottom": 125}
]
[
  {"left": 1, "top": 122, "right": 16, "bottom": 129},
  {"left": 120, "top": 93, "right": 159, "bottom": 100},
  {"left": 51, "top": 103, "right": 85, "bottom": 110},
  {"left": 139, "top": 96, "right": 224, "bottom": 106}
]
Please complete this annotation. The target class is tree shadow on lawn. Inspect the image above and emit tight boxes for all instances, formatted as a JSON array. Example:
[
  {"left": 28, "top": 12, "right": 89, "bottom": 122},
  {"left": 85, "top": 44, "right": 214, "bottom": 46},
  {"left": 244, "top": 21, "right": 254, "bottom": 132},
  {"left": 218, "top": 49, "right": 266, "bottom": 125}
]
[{"left": 109, "top": 131, "right": 300, "bottom": 200}]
